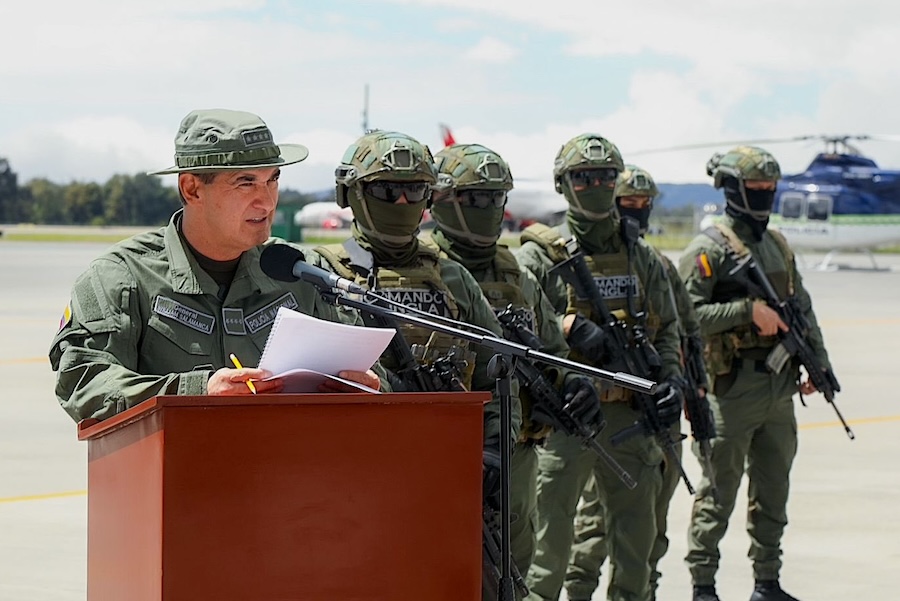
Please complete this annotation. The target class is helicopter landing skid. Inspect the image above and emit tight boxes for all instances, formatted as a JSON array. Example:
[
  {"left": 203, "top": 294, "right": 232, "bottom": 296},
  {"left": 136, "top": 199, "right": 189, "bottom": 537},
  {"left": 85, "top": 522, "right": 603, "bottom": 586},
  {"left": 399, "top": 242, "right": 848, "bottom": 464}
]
[{"left": 813, "top": 249, "right": 889, "bottom": 272}]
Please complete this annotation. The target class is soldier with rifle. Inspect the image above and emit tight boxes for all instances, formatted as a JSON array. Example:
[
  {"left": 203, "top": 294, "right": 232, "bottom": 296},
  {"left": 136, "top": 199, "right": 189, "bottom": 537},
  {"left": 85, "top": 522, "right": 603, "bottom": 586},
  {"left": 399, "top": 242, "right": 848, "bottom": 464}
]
[
  {"left": 678, "top": 146, "right": 838, "bottom": 601},
  {"left": 564, "top": 165, "right": 718, "bottom": 601},
  {"left": 306, "top": 130, "right": 524, "bottom": 600},
  {"left": 427, "top": 143, "right": 606, "bottom": 599},
  {"left": 516, "top": 134, "right": 685, "bottom": 601}
]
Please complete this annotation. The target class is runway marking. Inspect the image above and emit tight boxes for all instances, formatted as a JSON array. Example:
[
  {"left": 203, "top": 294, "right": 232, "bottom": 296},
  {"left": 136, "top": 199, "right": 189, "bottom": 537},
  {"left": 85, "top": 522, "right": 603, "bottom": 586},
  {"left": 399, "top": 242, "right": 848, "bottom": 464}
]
[
  {"left": 0, "top": 490, "right": 86, "bottom": 504},
  {"left": 0, "top": 357, "right": 48, "bottom": 365},
  {"left": 800, "top": 414, "right": 900, "bottom": 430}
]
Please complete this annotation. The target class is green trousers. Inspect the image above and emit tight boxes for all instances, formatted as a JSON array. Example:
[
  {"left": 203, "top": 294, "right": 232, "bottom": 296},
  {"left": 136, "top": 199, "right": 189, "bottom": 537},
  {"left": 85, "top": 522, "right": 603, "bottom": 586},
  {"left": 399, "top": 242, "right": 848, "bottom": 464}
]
[
  {"left": 511, "top": 440, "right": 540, "bottom": 578},
  {"left": 565, "top": 423, "right": 683, "bottom": 600},
  {"left": 685, "top": 364, "right": 798, "bottom": 586},
  {"left": 526, "top": 402, "right": 663, "bottom": 601}
]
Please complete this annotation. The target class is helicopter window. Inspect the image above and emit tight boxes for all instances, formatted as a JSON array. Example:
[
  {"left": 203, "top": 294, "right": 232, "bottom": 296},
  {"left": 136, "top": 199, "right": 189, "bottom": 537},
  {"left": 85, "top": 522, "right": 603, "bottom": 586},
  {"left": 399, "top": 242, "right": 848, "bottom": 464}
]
[
  {"left": 806, "top": 194, "right": 832, "bottom": 221},
  {"left": 780, "top": 193, "right": 804, "bottom": 219}
]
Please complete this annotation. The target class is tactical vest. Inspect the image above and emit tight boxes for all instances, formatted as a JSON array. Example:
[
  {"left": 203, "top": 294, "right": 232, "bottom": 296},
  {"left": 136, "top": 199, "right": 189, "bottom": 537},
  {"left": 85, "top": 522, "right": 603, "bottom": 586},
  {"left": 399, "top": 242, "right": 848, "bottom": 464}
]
[
  {"left": 702, "top": 222, "right": 795, "bottom": 380},
  {"left": 520, "top": 224, "right": 660, "bottom": 402},
  {"left": 315, "top": 243, "right": 476, "bottom": 387}
]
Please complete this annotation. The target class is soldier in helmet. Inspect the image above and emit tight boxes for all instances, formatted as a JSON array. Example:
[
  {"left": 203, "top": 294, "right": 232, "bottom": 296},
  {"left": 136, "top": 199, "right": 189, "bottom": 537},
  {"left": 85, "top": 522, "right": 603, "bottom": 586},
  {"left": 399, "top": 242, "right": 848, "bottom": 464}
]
[
  {"left": 517, "top": 135, "right": 685, "bottom": 601},
  {"left": 564, "top": 165, "right": 711, "bottom": 601},
  {"left": 306, "top": 131, "right": 521, "bottom": 563},
  {"left": 428, "top": 143, "right": 603, "bottom": 580},
  {"left": 678, "top": 146, "right": 833, "bottom": 601}
]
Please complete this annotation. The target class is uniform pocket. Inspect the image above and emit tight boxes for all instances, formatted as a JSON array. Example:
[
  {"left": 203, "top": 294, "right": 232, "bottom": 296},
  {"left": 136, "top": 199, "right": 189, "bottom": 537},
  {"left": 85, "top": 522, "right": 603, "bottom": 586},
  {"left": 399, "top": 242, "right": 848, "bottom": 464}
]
[{"left": 144, "top": 314, "right": 212, "bottom": 369}]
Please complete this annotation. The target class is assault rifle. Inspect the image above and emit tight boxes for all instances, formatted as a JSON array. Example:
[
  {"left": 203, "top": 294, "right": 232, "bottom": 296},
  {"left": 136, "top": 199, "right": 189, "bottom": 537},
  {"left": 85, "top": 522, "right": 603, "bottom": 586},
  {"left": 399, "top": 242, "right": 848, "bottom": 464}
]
[
  {"left": 550, "top": 250, "right": 696, "bottom": 493},
  {"left": 356, "top": 305, "right": 529, "bottom": 600},
  {"left": 724, "top": 251, "right": 854, "bottom": 440},
  {"left": 495, "top": 306, "right": 636, "bottom": 489},
  {"left": 682, "top": 334, "right": 719, "bottom": 501}
]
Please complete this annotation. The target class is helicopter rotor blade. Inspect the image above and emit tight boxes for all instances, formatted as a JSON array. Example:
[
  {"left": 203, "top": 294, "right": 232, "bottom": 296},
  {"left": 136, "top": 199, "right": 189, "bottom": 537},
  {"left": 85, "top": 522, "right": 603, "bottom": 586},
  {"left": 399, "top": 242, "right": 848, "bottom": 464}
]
[{"left": 626, "top": 135, "right": 818, "bottom": 157}]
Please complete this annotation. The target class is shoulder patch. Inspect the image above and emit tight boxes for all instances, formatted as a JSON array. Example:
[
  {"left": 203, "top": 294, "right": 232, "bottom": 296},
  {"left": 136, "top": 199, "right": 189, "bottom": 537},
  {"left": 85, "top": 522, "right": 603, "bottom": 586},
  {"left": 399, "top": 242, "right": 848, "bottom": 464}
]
[
  {"left": 696, "top": 253, "right": 713, "bottom": 279},
  {"left": 58, "top": 302, "right": 72, "bottom": 332}
]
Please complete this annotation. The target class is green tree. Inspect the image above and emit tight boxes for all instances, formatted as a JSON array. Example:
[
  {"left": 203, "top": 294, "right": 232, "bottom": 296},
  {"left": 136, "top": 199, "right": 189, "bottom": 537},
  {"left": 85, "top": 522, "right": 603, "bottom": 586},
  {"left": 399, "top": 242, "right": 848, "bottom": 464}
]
[
  {"left": 24, "top": 179, "right": 66, "bottom": 224},
  {"left": 0, "top": 158, "right": 28, "bottom": 223},
  {"left": 63, "top": 182, "right": 105, "bottom": 225}
]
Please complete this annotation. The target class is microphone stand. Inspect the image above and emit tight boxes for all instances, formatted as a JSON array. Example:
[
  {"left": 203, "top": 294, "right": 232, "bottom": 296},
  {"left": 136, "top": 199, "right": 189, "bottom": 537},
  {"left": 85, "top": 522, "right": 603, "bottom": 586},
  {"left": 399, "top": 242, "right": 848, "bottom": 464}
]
[{"left": 318, "top": 287, "right": 657, "bottom": 601}]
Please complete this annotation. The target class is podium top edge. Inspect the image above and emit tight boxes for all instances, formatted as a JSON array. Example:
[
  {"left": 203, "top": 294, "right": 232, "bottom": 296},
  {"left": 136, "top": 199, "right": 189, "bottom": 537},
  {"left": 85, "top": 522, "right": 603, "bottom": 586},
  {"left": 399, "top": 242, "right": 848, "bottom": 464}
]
[{"left": 76, "top": 391, "right": 491, "bottom": 440}]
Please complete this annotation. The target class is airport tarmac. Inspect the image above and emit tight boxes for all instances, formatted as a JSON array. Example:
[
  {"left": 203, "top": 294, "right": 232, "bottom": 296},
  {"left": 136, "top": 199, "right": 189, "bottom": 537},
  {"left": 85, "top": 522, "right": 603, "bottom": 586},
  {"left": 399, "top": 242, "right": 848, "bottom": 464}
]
[{"left": 1, "top": 239, "right": 898, "bottom": 601}]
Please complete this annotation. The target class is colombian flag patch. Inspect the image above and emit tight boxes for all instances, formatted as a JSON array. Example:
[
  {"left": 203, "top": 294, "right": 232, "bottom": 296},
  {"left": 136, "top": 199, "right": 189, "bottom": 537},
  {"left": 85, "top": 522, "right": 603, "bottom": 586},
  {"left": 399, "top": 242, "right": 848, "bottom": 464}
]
[
  {"left": 58, "top": 302, "right": 72, "bottom": 332},
  {"left": 696, "top": 253, "right": 713, "bottom": 279}
]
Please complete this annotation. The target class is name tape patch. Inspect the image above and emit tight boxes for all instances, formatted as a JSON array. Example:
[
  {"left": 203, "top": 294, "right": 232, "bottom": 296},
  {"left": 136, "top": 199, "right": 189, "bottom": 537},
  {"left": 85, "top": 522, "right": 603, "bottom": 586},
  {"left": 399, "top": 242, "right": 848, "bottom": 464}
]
[
  {"left": 370, "top": 288, "right": 453, "bottom": 317},
  {"left": 572, "top": 275, "right": 641, "bottom": 301},
  {"left": 153, "top": 296, "right": 216, "bottom": 335},
  {"left": 245, "top": 293, "right": 299, "bottom": 333}
]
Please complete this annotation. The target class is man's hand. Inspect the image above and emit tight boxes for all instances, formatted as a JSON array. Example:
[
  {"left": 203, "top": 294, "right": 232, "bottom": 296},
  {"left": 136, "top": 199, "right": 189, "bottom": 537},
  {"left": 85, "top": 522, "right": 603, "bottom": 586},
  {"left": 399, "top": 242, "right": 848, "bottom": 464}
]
[
  {"left": 653, "top": 377, "right": 686, "bottom": 428},
  {"left": 562, "top": 376, "right": 604, "bottom": 429},
  {"left": 208, "top": 367, "right": 283, "bottom": 395},
  {"left": 318, "top": 369, "right": 381, "bottom": 393},
  {"left": 752, "top": 300, "right": 788, "bottom": 337},
  {"left": 565, "top": 314, "right": 611, "bottom": 361},
  {"left": 799, "top": 378, "right": 818, "bottom": 395}
]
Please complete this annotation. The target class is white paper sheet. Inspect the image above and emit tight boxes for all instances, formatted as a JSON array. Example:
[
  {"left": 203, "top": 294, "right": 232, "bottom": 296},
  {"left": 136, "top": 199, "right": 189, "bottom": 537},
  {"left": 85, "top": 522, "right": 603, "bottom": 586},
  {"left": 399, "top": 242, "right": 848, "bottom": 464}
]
[{"left": 257, "top": 306, "right": 395, "bottom": 392}]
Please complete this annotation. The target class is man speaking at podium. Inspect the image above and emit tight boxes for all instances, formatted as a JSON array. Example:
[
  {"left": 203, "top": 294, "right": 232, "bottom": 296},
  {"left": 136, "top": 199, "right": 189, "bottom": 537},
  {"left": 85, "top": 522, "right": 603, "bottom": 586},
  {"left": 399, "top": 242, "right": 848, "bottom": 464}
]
[{"left": 50, "top": 108, "right": 381, "bottom": 423}]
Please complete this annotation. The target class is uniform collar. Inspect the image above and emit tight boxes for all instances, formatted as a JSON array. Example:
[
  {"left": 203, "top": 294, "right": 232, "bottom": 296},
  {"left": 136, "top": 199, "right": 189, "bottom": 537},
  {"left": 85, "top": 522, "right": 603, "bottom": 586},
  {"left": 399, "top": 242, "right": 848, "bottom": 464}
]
[{"left": 164, "top": 210, "right": 279, "bottom": 299}]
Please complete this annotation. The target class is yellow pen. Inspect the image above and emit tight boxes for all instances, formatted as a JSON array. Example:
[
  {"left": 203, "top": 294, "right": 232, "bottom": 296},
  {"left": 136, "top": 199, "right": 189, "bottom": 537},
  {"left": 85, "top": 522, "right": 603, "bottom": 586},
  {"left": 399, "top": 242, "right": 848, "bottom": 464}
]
[{"left": 229, "top": 353, "right": 257, "bottom": 394}]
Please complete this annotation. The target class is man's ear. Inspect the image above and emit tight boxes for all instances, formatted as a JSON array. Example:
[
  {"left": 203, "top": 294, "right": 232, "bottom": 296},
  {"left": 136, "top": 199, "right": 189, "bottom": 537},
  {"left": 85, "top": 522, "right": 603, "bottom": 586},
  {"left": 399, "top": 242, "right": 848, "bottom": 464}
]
[{"left": 179, "top": 173, "right": 202, "bottom": 206}]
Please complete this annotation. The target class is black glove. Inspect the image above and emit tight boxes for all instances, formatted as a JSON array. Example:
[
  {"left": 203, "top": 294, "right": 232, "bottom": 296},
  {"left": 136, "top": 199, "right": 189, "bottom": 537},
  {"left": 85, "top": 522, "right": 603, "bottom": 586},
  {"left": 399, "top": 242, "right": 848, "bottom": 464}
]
[
  {"left": 566, "top": 314, "right": 611, "bottom": 362},
  {"left": 482, "top": 437, "right": 502, "bottom": 510},
  {"left": 562, "top": 376, "right": 604, "bottom": 430},
  {"left": 652, "top": 377, "right": 686, "bottom": 428}
]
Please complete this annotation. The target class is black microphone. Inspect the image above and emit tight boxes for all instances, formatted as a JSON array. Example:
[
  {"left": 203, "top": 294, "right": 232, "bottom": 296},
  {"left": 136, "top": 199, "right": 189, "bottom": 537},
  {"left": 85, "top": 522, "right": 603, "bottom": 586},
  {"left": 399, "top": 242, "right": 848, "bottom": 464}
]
[{"left": 259, "top": 244, "right": 367, "bottom": 294}]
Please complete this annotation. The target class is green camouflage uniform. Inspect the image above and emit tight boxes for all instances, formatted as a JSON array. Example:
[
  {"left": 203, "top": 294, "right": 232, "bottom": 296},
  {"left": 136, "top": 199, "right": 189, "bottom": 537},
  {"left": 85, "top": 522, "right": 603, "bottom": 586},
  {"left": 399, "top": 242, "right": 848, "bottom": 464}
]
[
  {"left": 565, "top": 165, "right": 700, "bottom": 600},
  {"left": 678, "top": 213, "right": 830, "bottom": 587},
  {"left": 566, "top": 251, "right": 696, "bottom": 600},
  {"left": 516, "top": 135, "right": 682, "bottom": 601},
  {"left": 50, "top": 212, "right": 343, "bottom": 422}
]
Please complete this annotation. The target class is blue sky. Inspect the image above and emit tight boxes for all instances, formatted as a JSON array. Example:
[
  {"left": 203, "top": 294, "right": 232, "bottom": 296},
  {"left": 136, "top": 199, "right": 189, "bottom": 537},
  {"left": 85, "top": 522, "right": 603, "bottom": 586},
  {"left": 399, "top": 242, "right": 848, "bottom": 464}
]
[{"left": 4, "top": 0, "right": 900, "bottom": 194}]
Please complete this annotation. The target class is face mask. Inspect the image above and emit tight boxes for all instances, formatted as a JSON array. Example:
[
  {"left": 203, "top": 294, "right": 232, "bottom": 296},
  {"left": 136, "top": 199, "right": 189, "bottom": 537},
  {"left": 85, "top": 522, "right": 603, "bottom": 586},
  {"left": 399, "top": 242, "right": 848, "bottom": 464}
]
[
  {"left": 431, "top": 200, "right": 505, "bottom": 248},
  {"left": 617, "top": 205, "right": 650, "bottom": 233},
  {"left": 567, "top": 187, "right": 616, "bottom": 220},
  {"left": 350, "top": 189, "right": 425, "bottom": 247}
]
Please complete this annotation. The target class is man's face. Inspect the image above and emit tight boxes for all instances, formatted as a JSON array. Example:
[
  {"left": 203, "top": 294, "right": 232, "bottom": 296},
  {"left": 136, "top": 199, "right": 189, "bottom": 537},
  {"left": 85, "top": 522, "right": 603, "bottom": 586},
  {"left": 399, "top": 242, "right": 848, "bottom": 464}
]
[
  {"left": 182, "top": 167, "right": 281, "bottom": 260},
  {"left": 744, "top": 179, "right": 776, "bottom": 191}
]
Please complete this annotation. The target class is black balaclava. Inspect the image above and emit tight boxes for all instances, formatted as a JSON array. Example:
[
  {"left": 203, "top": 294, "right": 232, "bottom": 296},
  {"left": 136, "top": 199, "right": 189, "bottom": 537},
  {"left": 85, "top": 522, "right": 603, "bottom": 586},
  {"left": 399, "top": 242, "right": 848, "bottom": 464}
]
[{"left": 722, "top": 176, "right": 774, "bottom": 241}]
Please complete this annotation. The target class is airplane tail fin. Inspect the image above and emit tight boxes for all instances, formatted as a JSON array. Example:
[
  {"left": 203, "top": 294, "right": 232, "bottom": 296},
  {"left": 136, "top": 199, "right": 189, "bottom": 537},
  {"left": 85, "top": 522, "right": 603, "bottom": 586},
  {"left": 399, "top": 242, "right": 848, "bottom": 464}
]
[{"left": 439, "top": 123, "right": 456, "bottom": 147}]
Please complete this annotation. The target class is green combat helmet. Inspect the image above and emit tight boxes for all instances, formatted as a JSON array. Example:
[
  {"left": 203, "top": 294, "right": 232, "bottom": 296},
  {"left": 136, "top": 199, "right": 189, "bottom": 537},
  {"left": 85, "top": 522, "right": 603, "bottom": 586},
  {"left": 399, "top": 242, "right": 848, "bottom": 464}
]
[
  {"left": 431, "top": 144, "right": 513, "bottom": 247},
  {"left": 706, "top": 145, "right": 781, "bottom": 187},
  {"left": 553, "top": 134, "right": 625, "bottom": 192},
  {"left": 335, "top": 130, "right": 439, "bottom": 208},
  {"left": 707, "top": 145, "right": 781, "bottom": 221},
  {"left": 553, "top": 133, "right": 625, "bottom": 220},
  {"left": 334, "top": 130, "right": 441, "bottom": 246},
  {"left": 615, "top": 164, "right": 659, "bottom": 201}
]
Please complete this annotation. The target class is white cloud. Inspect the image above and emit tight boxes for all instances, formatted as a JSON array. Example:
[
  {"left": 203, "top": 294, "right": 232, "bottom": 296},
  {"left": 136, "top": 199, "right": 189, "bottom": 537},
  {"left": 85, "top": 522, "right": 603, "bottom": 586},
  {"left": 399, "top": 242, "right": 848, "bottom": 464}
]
[{"left": 463, "top": 37, "right": 519, "bottom": 63}]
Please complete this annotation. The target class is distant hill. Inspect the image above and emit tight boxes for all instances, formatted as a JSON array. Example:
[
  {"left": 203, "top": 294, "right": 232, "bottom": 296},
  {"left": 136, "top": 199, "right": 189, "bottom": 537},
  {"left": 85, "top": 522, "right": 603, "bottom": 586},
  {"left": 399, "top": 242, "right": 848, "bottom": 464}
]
[{"left": 656, "top": 183, "right": 721, "bottom": 210}]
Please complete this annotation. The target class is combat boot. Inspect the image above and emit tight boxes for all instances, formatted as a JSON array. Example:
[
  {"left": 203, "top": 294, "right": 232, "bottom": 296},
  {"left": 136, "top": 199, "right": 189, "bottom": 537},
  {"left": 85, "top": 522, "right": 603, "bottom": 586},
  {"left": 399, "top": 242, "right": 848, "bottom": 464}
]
[
  {"left": 749, "top": 580, "right": 800, "bottom": 601},
  {"left": 693, "top": 584, "right": 721, "bottom": 601}
]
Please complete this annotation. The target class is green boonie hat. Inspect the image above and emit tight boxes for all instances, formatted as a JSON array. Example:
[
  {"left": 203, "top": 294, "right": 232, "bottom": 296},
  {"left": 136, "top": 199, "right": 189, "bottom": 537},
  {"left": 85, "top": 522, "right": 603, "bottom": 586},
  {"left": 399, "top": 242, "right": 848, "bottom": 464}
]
[{"left": 149, "top": 108, "right": 309, "bottom": 175}]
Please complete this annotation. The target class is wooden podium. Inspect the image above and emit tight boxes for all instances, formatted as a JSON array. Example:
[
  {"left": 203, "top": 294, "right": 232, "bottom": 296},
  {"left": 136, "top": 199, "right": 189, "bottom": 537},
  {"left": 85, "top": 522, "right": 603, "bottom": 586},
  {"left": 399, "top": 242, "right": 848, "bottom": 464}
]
[{"left": 77, "top": 392, "right": 488, "bottom": 601}]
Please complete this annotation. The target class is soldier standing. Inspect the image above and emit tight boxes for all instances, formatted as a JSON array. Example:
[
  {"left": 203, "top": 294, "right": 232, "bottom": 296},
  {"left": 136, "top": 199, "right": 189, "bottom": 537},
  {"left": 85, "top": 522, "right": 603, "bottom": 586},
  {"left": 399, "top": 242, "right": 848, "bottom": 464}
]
[
  {"left": 565, "top": 165, "right": 711, "bottom": 600},
  {"left": 428, "top": 143, "right": 603, "bottom": 584},
  {"left": 517, "top": 134, "right": 685, "bottom": 601},
  {"left": 678, "top": 146, "right": 833, "bottom": 601}
]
